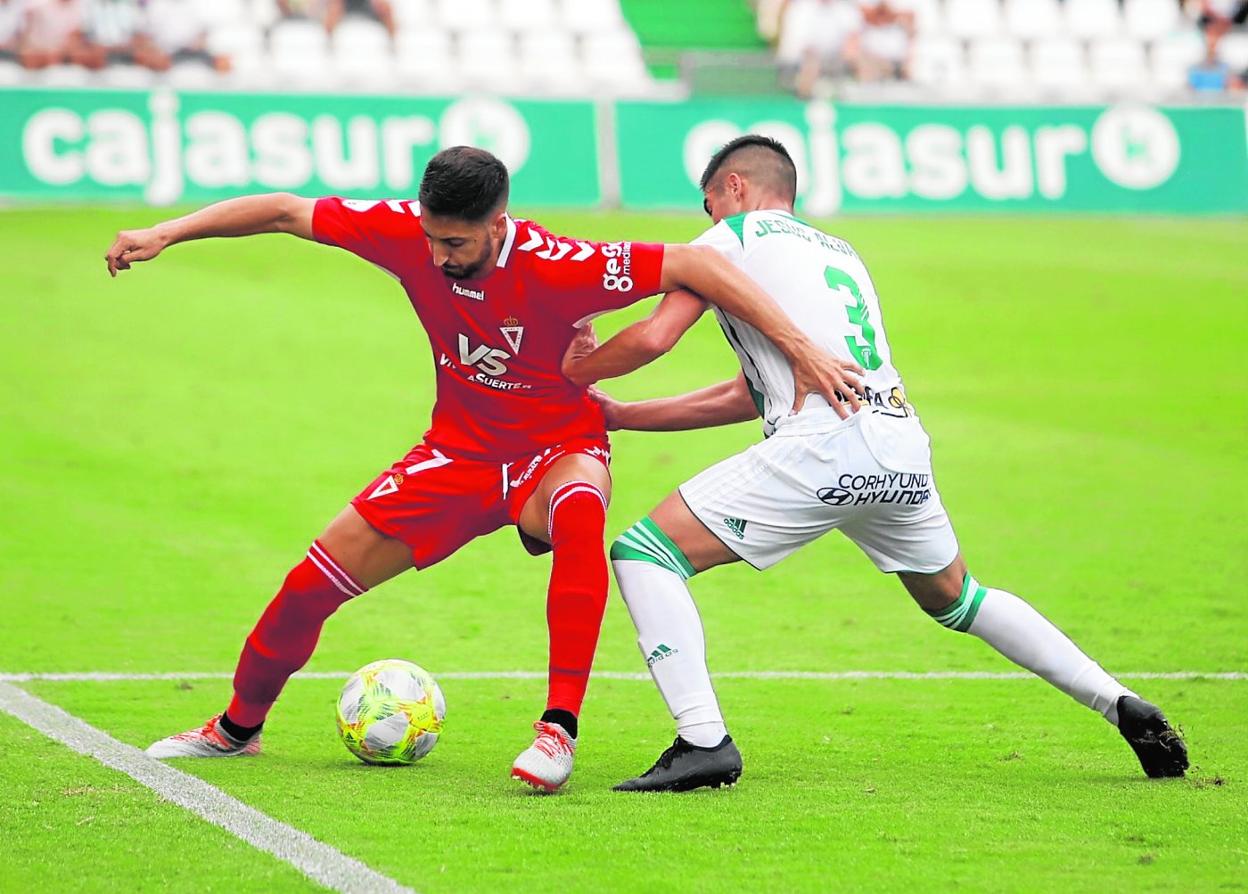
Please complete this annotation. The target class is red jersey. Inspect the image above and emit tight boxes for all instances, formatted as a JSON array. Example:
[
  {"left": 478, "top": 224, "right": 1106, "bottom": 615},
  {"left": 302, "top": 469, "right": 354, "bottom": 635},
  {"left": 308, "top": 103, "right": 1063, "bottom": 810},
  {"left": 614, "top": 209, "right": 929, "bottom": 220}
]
[{"left": 312, "top": 197, "right": 665, "bottom": 461}]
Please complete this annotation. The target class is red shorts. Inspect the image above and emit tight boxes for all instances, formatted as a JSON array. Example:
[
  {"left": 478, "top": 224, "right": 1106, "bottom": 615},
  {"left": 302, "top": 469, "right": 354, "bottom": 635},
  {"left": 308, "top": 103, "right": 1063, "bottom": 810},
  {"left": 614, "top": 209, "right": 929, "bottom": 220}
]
[{"left": 350, "top": 436, "right": 611, "bottom": 569}]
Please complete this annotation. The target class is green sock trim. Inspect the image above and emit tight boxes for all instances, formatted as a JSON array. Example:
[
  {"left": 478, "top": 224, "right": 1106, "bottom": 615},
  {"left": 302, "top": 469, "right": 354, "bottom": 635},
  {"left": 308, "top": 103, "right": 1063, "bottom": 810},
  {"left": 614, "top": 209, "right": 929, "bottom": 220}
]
[
  {"left": 959, "top": 584, "right": 988, "bottom": 632},
  {"left": 610, "top": 517, "right": 696, "bottom": 580},
  {"left": 928, "top": 574, "right": 987, "bottom": 633}
]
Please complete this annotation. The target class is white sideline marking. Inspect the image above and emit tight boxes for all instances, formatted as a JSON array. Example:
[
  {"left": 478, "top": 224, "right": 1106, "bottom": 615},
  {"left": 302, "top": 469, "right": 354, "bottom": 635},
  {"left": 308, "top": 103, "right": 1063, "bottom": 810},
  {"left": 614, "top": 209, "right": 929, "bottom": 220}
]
[
  {"left": 0, "top": 683, "right": 415, "bottom": 894},
  {"left": 0, "top": 670, "right": 1244, "bottom": 683}
]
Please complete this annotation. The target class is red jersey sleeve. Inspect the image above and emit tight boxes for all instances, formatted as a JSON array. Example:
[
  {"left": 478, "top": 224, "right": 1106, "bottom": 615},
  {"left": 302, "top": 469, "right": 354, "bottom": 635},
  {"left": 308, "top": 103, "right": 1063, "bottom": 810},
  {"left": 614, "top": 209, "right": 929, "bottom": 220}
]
[
  {"left": 522, "top": 223, "right": 666, "bottom": 327},
  {"left": 312, "top": 197, "right": 422, "bottom": 275}
]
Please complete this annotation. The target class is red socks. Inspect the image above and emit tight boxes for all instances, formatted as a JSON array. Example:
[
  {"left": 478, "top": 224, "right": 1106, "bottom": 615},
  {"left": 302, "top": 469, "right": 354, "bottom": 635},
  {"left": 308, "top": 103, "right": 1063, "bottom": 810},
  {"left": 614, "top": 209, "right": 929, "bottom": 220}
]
[
  {"left": 544, "top": 482, "right": 609, "bottom": 720},
  {"left": 227, "top": 484, "right": 605, "bottom": 731},
  {"left": 227, "top": 541, "right": 366, "bottom": 728}
]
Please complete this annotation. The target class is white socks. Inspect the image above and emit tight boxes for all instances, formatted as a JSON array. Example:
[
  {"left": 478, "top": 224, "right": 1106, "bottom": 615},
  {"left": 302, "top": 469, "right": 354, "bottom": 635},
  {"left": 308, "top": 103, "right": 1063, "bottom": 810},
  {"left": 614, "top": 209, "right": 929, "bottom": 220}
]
[
  {"left": 931, "top": 575, "right": 1134, "bottom": 726},
  {"left": 611, "top": 558, "right": 729, "bottom": 747}
]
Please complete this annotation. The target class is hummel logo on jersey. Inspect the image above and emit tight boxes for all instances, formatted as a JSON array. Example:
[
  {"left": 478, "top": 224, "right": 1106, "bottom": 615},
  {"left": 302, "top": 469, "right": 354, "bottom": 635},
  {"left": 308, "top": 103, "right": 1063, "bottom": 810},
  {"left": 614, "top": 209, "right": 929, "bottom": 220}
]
[
  {"left": 452, "top": 282, "right": 484, "bottom": 301},
  {"left": 646, "top": 643, "right": 679, "bottom": 667},
  {"left": 724, "top": 517, "right": 748, "bottom": 540}
]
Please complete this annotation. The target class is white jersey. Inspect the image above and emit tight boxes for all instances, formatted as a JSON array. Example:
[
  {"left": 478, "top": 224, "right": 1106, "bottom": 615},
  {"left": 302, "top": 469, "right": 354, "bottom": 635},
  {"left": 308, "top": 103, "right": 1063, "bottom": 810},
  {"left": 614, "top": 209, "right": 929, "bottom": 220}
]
[
  {"left": 679, "top": 209, "right": 957, "bottom": 574},
  {"left": 693, "top": 209, "right": 908, "bottom": 437}
]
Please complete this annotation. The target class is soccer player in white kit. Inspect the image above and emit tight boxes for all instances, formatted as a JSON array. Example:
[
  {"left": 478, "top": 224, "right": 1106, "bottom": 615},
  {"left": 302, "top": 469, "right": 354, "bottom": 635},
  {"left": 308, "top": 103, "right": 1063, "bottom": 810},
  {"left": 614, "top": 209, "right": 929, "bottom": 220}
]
[{"left": 563, "top": 136, "right": 1188, "bottom": 791}]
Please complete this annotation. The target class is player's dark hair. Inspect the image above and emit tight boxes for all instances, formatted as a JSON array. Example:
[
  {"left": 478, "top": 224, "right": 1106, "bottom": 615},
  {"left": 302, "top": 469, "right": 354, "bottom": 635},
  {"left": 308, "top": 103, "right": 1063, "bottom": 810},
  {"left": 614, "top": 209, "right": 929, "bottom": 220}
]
[
  {"left": 418, "top": 146, "right": 510, "bottom": 222},
  {"left": 699, "top": 134, "right": 797, "bottom": 202}
]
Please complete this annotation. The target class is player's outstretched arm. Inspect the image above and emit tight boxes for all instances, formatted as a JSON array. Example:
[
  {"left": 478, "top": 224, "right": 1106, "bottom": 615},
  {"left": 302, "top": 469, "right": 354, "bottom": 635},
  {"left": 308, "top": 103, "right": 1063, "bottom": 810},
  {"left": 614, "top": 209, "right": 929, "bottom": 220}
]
[
  {"left": 591, "top": 373, "right": 759, "bottom": 432},
  {"left": 563, "top": 290, "right": 708, "bottom": 386},
  {"left": 658, "top": 244, "right": 864, "bottom": 418},
  {"left": 105, "top": 193, "right": 315, "bottom": 277}
]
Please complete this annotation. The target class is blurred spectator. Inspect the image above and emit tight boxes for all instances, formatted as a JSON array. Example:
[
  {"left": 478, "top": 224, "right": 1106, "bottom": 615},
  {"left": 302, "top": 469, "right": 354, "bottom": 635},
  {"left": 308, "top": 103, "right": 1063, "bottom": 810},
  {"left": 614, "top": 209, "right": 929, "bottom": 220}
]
[
  {"left": 135, "top": 0, "right": 228, "bottom": 72},
  {"left": 850, "top": 1, "right": 913, "bottom": 81},
  {"left": 0, "top": 0, "right": 24, "bottom": 61},
  {"left": 74, "top": 0, "right": 140, "bottom": 69},
  {"left": 18, "top": 0, "right": 86, "bottom": 68},
  {"left": 278, "top": 0, "right": 395, "bottom": 36},
  {"left": 1196, "top": 0, "right": 1248, "bottom": 59},
  {"left": 777, "top": 0, "right": 863, "bottom": 98}
]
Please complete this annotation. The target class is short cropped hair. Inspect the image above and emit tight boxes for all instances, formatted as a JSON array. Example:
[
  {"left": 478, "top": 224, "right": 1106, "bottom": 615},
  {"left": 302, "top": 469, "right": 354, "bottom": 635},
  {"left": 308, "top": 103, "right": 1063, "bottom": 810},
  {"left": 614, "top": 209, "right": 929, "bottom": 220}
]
[
  {"left": 418, "top": 146, "right": 510, "bottom": 221},
  {"left": 699, "top": 135, "right": 798, "bottom": 202}
]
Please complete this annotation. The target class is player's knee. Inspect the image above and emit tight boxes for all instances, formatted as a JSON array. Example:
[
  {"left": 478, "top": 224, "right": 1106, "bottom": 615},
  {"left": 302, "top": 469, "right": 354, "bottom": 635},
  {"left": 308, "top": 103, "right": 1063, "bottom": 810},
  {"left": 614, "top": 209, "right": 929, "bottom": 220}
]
[
  {"left": 547, "top": 482, "right": 607, "bottom": 545},
  {"left": 610, "top": 517, "right": 696, "bottom": 581},
  {"left": 924, "top": 571, "right": 988, "bottom": 633}
]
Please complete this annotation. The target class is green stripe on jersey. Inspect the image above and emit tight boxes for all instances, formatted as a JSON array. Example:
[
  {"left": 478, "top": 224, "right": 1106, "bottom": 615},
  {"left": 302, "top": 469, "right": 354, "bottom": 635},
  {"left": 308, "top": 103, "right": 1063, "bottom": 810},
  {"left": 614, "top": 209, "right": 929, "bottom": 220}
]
[
  {"left": 610, "top": 517, "right": 696, "bottom": 579},
  {"left": 724, "top": 213, "right": 748, "bottom": 247}
]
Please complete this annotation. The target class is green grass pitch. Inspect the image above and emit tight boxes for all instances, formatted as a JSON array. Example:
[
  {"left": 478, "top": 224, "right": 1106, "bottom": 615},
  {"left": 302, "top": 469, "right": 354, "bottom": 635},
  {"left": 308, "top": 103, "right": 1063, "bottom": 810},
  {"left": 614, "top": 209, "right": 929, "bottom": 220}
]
[{"left": 1, "top": 207, "right": 1246, "bottom": 893}]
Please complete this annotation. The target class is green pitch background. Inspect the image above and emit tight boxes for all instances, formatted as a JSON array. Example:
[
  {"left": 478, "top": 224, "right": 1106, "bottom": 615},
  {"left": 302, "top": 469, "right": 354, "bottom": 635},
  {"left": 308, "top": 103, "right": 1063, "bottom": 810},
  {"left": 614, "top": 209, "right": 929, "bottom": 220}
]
[{"left": 1, "top": 208, "right": 1245, "bottom": 892}]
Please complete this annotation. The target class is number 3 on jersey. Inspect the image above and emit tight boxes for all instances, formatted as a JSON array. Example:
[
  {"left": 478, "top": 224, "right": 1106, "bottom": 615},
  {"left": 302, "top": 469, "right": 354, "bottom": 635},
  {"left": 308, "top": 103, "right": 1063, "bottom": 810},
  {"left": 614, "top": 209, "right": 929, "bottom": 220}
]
[{"left": 825, "top": 266, "right": 882, "bottom": 371}]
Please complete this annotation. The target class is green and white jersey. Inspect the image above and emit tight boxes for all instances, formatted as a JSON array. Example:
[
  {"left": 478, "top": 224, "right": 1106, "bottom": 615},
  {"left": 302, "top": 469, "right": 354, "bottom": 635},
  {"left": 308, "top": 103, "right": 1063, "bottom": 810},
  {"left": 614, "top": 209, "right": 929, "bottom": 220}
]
[{"left": 693, "top": 209, "right": 906, "bottom": 436}]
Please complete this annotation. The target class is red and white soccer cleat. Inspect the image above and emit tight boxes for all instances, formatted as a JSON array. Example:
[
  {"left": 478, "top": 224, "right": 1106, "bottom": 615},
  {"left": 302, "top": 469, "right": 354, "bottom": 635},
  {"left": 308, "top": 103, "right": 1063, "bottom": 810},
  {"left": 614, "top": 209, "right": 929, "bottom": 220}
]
[
  {"left": 511, "top": 721, "right": 577, "bottom": 792},
  {"left": 145, "top": 714, "right": 262, "bottom": 759}
]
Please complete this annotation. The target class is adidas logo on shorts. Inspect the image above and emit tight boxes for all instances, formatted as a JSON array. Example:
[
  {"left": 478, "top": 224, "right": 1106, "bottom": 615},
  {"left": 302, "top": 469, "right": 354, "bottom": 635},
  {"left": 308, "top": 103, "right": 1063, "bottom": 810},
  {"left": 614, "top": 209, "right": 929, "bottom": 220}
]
[{"left": 724, "top": 517, "right": 747, "bottom": 540}]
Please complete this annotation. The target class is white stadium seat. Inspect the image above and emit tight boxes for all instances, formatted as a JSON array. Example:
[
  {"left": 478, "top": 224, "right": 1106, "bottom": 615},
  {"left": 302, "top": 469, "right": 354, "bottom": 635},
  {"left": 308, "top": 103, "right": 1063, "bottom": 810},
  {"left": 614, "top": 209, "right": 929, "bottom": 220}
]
[
  {"left": 393, "top": 0, "right": 434, "bottom": 30},
  {"left": 1030, "top": 37, "right": 1088, "bottom": 92},
  {"left": 1150, "top": 29, "right": 1202, "bottom": 89},
  {"left": 395, "top": 27, "right": 455, "bottom": 85},
  {"left": 518, "top": 30, "right": 580, "bottom": 87},
  {"left": 498, "top": 0, "right": 558, "bottom": 35},
  {"left": 1003, "top": 0, "right": 1062, "bottom": 41},
  {"left": 1064, "top": 0, "right": 1122, "bottom": 40},
  {"left": 333, "top": 18, "right": 395, "bottom": 86},
  {"left": 1123, "top": 0, "right": 1183, "bottom": 42},
  {"left": 167, "top": 61, "right": 218, "bottom": 89},
  {"left": 457, "top": 28, "right": 517, "bottom": 89},
  {"left": 900, "top": 0, "right": 943, "bottom": 34},
  {"left": 909, "top": 34, "right": 968, "bottom": 88},
  {"left": 248, "top": 0, "right": 280, "bottom": 28},
  {"left": 208, "top": 23, "right": 265, "bottom": 59},
  {"left": 269, "top": 18, "right": 331, "bottom": 84},
  {"left": 968, "top": 36, "right": 1028, "bottom": 89},
  {"left": 1217, "top": 31, "right": 1248, "bottom": 71},
  {"left": 581, "top": 29, "right": 650, "bottom": 89},
  {"left": 560, "top": 0, "right": 627, "bottom": 36},
  {"left": 38, "top": 64, "right": 91, "bottom": 87},
  {"left": 193, "top": 0, "right": 248, "bottom": 27},
  {"left": 100, "top": 63, "right": 154, "bottom": 88},
  {"left": 0, "top": 59, "right": 23, "bottom": 86},
  {"left": 944, "top": 0, "right": 1003, "bottom": 40},
  {"left": 434, "top": 0, "right": 495, "bottom": 31},
  {"left": 395, "top": 28, "right": 456, "bottom": 87},
  {"left": 1088, "top": 36, "right": 1149, "bottom": 91}
]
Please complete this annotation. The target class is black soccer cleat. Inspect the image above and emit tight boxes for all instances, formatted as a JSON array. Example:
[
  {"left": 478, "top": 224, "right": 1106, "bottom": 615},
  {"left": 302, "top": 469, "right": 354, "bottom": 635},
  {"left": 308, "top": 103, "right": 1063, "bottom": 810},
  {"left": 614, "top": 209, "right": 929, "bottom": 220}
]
[
  {"left": 612, "top": 735, "right": 743, "bottom": 792},
  {"left": 1116, "top": 695, "right": 1188, "bottom": 778}
]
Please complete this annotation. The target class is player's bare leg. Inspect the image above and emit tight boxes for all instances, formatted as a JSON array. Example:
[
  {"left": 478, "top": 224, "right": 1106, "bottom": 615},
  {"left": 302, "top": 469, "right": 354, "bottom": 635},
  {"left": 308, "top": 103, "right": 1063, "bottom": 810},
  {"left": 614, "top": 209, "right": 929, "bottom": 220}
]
[
  {"left": 899, "top": 554, "right": 1188, "bottom": 778},
  {"left": 611, "top": 491, "right": 744, "bottom": 792},
  {"left": 146, "top": 507, "right": 412, "bottom": 759},
  {"left": 509, "top": 454, "right": 611, "bottom": 791}
]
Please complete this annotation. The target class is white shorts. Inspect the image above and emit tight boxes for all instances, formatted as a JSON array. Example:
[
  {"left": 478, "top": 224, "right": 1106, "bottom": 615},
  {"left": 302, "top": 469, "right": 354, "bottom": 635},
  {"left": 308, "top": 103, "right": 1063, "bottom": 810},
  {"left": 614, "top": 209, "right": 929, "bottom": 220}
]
[{"left": 678, "top": 409, "right": 959, "bottom": 574}]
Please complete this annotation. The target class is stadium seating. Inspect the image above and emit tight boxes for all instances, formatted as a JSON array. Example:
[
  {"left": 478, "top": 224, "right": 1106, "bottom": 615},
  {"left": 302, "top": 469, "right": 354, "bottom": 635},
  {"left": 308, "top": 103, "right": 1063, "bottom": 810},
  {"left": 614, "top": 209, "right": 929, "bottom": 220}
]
[
  {"left": 968, "top": 37, "right": 1029, "bottom": 91},
  {"left": 1, "top": 0, "right": 1233, "bottom": 100}
]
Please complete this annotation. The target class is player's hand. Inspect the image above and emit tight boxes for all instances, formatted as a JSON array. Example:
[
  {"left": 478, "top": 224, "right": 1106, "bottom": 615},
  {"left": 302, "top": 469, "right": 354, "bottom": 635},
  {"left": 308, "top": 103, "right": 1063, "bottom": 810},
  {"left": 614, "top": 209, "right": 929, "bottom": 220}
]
[
  {"left": 105, "top": 226, "right": 169, "bottom": 277},
  {"left": 790, "top": 345, "right": 865, "bottom": 419},
  {"left": 561, "top": 323, "right": 599, "bottom": 382},
  {"left": 587, "top": 385, "right": 624, "bottom": 431}
]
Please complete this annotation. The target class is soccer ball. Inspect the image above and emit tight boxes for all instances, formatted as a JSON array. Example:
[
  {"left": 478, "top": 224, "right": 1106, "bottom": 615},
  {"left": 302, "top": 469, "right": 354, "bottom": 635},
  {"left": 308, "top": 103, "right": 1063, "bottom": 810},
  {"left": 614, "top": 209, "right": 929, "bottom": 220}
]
[{"left": 336, "top": 659, "right": 446, "bottom": 765}]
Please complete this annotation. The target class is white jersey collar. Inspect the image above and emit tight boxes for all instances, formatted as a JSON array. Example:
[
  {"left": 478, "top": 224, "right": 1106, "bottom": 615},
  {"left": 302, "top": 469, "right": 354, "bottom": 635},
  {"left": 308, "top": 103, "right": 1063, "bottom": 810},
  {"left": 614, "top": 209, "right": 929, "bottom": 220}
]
[{"left": 496, "top": 215, "right": 518, "bottom": 269}]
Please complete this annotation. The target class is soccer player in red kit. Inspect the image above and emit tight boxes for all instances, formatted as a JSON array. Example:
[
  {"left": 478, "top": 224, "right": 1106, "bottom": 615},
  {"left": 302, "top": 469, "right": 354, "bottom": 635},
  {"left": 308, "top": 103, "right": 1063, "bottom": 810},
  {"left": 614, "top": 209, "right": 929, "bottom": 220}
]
[{"left": 104, "top": 146, "right": 863, "bottom": 791}]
